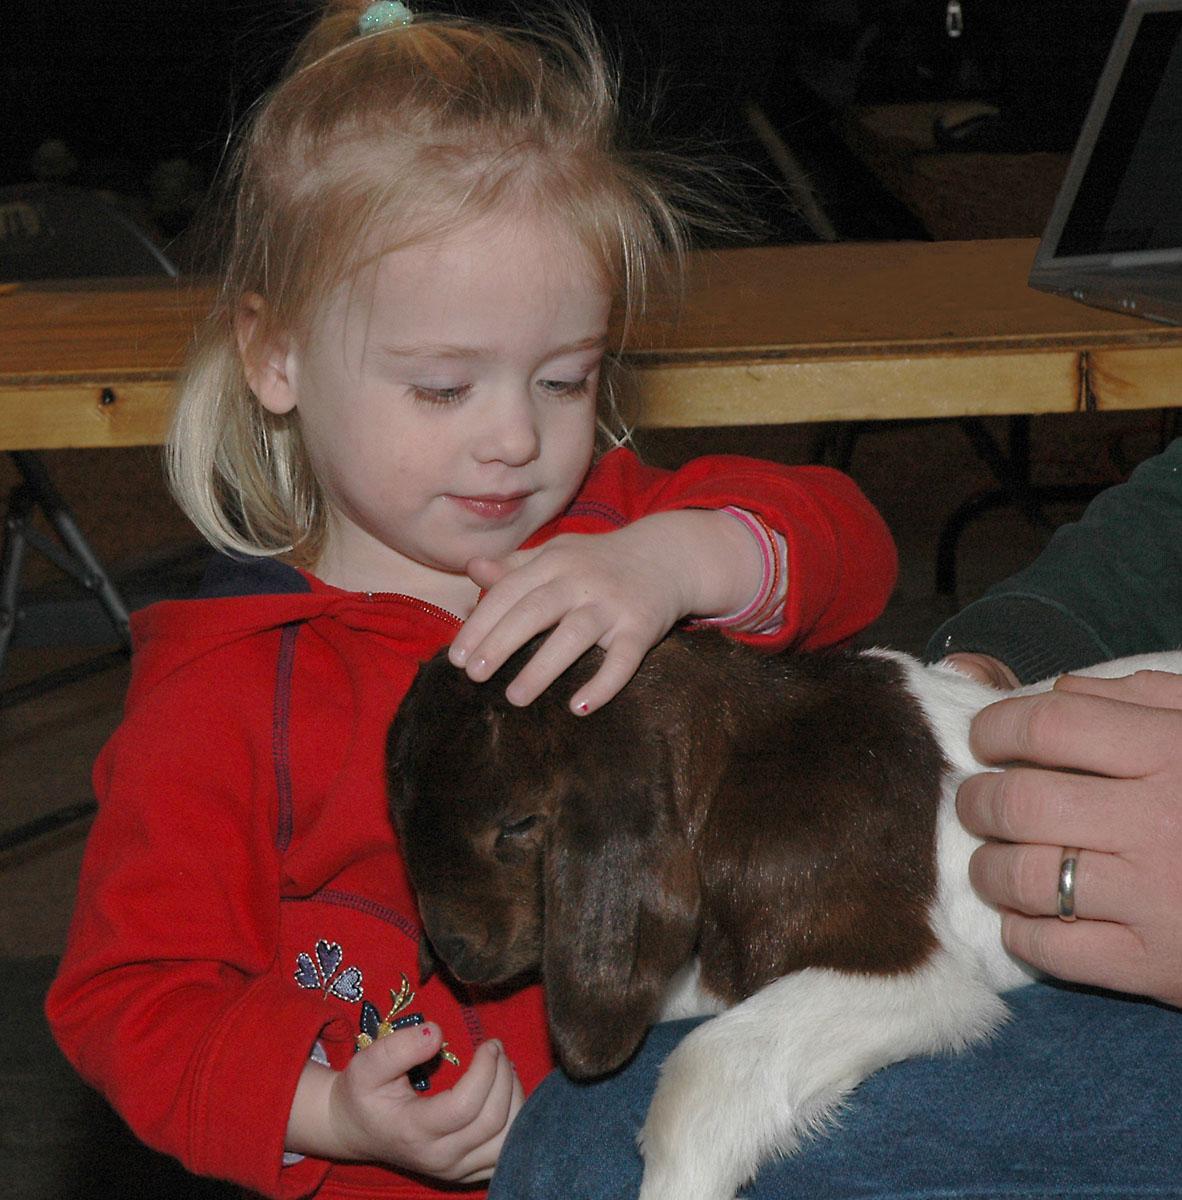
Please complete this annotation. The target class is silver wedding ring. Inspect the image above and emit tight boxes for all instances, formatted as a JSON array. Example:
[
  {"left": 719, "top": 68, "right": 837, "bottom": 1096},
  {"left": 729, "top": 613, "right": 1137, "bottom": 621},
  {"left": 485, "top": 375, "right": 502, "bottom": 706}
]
[{"left": 1057, "top": 847, "right": 1081, "bottom": 922}]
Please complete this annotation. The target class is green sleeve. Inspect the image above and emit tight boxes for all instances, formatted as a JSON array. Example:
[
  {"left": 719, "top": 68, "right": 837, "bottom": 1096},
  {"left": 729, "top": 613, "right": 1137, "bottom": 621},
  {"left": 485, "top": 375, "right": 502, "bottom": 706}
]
[{"left": 925, "top": 435, "right": 1182, "bottom": 682}]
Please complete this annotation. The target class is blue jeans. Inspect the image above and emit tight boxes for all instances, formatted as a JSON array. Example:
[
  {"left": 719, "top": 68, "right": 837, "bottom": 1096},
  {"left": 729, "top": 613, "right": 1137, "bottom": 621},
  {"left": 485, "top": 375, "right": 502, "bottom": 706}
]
[{"left": 490, "top": 982, "right": 1182, "bottom": 1199}]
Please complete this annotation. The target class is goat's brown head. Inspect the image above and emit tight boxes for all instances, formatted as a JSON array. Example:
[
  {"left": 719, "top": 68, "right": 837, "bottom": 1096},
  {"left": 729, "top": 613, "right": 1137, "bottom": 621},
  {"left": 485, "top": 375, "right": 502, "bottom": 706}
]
[{"left": 388, "top": 636, "right": 704, "bottom": 1078}]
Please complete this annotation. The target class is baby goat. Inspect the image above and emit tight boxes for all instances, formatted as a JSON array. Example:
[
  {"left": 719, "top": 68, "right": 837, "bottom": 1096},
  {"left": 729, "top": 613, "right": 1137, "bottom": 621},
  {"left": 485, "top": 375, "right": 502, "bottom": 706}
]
[{"left": 388, "top": 631, "right": 1182, "bottom": 1200}]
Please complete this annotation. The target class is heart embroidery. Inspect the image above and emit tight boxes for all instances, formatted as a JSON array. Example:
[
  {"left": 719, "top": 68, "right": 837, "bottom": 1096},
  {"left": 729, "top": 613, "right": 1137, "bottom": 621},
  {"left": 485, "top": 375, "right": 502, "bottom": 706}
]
[
  {"left": 293, "top": 953, "right": 321, "bottom": 990},
  {"left": 330, "top": 965, "right": 364, "bottom": 1003},
  {"left": 294, "top": 939, "right": 364, "bottom": 1003},
  {"left": 316, "top": 940, "right": 343, "bottom": 979}
]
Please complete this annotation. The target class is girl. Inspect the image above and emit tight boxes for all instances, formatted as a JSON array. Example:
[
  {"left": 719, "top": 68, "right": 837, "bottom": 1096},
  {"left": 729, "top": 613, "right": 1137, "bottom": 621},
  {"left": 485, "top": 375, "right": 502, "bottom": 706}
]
[{"left": 46, "top": 4, "right": 896, "bottom": 1198}]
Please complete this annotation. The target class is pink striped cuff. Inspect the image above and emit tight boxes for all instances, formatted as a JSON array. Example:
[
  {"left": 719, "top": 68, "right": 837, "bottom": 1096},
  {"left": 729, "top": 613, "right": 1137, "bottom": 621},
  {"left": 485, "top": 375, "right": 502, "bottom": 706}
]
[{"left": 696, "top": 506, "right": 788, "bottom": 636}]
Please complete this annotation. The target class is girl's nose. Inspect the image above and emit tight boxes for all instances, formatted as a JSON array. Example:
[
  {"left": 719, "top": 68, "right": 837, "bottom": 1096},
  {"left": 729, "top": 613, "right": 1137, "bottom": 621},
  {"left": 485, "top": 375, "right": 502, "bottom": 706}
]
[{"left": 473, "top": 389, "right": 541, "bottom": 467}]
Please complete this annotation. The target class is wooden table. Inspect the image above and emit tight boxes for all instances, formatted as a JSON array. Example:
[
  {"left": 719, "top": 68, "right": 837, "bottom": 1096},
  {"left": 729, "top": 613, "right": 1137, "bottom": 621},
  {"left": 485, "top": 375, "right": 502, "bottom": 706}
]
[
  {"left": 6, "top": 237, "right": 1178, "bottom": 849},
  {"left": 3, "top": 238, "right": 1181, "bottom": 451}
]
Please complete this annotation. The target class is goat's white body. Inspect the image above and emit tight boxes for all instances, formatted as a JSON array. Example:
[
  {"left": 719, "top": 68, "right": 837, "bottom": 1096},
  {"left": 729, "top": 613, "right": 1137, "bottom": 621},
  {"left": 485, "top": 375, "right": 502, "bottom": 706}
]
[{"left": 639, "top": 649, "right": 1182, "bottom": 1200}]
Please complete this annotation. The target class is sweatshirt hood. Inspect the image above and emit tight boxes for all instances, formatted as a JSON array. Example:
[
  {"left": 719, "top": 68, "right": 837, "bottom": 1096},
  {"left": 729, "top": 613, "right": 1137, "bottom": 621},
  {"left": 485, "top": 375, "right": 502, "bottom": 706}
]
[{"left": 125, "top": 554, "right": 461, "bottom": 705}]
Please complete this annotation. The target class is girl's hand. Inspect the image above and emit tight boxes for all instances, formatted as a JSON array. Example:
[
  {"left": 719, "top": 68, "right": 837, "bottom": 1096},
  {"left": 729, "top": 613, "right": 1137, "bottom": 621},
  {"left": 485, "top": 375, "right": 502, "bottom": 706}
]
[
  {"left": 288, "top": 1025, "right": 523, "bottom": 1183},
  {"left": 957, "top": 669, "right": 1182, "bottom": 1009},
  {"left": 449, "top": 510, "right": 763, "bottom": 714}
]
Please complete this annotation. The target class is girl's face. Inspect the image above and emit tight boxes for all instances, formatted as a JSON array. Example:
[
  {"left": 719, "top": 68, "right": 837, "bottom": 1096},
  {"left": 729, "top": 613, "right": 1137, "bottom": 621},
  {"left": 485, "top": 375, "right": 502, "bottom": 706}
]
[{"left": 257, "top": 210, "right": 611, "bottom": 607}]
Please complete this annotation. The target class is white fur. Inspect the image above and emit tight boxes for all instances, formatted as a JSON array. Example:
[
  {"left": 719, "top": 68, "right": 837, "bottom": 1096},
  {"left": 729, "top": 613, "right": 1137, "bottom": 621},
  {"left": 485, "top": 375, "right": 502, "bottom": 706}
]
[{"left": 635, "top": 649, "right": 1182, "bottom": 1200}]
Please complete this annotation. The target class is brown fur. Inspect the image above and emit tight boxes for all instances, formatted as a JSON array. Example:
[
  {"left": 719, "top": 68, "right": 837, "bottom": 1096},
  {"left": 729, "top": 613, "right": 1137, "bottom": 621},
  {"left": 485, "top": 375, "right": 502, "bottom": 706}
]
[{"left": 388, "top": 631, "right": 947, "bottom": 1078}]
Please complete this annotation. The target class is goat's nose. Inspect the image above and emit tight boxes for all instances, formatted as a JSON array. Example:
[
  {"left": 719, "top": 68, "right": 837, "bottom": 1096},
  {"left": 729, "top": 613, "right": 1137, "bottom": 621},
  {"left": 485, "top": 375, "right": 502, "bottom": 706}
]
[{"left": 431, "top": 932, "right": 473, "bottom": 970}]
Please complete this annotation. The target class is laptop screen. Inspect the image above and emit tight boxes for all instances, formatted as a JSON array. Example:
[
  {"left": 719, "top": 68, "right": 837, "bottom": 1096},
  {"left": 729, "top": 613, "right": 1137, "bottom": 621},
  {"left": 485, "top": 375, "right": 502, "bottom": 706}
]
[{"left": 1054, "top": 9, "right": 1182, "bottom": 258}]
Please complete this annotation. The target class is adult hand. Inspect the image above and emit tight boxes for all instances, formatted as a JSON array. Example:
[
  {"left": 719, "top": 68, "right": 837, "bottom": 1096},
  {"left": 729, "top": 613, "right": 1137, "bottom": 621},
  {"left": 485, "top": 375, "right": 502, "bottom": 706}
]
[
  {"left": 941, "top": 652, "right": 1021, "bottom": 690},
  {"left": 957, "top": 669, "right": 1182, "bottom": 1008}
]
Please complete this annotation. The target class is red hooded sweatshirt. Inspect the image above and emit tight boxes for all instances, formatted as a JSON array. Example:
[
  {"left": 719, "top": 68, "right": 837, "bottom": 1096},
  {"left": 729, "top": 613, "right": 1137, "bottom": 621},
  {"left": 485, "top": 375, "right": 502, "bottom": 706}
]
[{"left": 46, "top": 448, "right": 895, "bottom": 1199}]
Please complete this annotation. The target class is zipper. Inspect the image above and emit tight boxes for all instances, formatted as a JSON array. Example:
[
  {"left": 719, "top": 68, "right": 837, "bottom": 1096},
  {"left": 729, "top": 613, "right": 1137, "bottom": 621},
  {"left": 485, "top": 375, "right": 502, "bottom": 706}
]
[{"left": 360, "top": 591, "right": 462, "bottom": 627}]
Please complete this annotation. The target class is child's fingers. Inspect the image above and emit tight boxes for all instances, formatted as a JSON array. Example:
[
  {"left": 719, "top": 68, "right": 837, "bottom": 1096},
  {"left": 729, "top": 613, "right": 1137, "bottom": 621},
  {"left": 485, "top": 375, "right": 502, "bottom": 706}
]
[
  {"left": 449, "top": 551, "right": 541, "bottom": 669},
  {"left": 458, "top": 552, "right": 513, "bottom": 609},
  {"left": 448, "top": 1080, "right": 518, "bottom": 1180},
  {"left": 457, "top": 571, "right": 596, "bottom": 692},
  {"left": 464, "top": 555, "right": 512, "bottom": 591},
  {"left": 501, "top": 610, "right": 607, "bottom": 705},
  {"left": 351, "top": 1021, "right": 445, "bottom": 1092},
  {"left": 403, "top": 1041, "right": 520, "bottom": 1181},
  {"left": 448, "top": 1080, "right": 523, "bottom": 1180},
  {"left": 417, "top": 1038, "right": 511, "bottom": 1138},
  {"left": 431, "top": 1043, "right": 523, "bottom": 1181},
  {"left": 460, "top": 1041, "right": 519, "bottom": 1141},
  {"left": 329, "top": 1023, "right": 447, "bottom": 1162},
  {"left": 568, "top": 634, "right": 649, "bottom": 715},
  {"left": 450, "top": 531, "right": 676, "bottom": 707}
]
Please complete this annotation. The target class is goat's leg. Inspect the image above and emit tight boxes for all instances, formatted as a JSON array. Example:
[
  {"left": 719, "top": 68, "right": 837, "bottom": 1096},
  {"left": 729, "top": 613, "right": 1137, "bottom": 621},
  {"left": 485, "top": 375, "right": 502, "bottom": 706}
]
[{"left": 637, "top": 949, "right": 1009, "bottom": 1200}]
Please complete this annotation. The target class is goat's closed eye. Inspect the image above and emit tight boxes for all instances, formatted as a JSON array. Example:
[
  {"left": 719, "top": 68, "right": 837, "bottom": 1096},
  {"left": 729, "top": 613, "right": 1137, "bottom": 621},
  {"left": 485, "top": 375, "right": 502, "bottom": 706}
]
[{"left": 495, "top": 814, "right": 539, "bottom": 848}]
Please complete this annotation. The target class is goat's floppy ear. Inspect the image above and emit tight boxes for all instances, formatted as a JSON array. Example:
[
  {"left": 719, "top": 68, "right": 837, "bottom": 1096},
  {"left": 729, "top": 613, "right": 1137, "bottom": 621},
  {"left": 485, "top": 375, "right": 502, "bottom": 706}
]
[
  {"left": 417, "top": 932, "right": 439, "bottom": 984},
  {"left": 542, "top": 748, "right": 699, "bottom": 1079}
]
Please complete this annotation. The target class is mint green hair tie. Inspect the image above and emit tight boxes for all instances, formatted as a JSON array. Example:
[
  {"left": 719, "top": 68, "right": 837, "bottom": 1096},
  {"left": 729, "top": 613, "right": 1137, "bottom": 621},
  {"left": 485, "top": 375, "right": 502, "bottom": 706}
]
[{"left": 358, "top": 1, "right": 414, "bottom": 35}]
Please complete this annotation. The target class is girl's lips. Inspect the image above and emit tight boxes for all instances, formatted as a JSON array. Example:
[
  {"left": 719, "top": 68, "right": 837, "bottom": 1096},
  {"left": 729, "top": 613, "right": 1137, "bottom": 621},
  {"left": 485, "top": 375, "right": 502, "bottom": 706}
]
[{"left": 448, "top": 493, "right": 530, "bottom": 521}]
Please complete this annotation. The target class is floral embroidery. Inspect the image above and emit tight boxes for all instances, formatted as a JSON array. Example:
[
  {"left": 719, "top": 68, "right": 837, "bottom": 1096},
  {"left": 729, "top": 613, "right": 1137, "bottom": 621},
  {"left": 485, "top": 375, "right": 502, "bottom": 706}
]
[
  {"left": 294, "top": 939, "right": 364, "bottom": 1002},
  {"left": 355, "top": 973, "right": 461, "bottom": 1091}
]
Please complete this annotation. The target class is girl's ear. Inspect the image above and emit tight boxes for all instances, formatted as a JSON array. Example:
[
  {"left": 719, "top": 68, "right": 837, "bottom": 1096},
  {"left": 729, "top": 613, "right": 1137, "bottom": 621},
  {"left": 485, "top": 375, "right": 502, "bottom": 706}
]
[{"left": 236, "top": 293, "right": 297, "bottom": 415}]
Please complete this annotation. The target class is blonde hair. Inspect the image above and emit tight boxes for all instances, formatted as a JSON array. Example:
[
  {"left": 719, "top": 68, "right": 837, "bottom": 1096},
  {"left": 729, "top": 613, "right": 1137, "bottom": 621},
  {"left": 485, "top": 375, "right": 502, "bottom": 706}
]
[{"left": 167, "top": 3, "right": 701, "bottom": 562}]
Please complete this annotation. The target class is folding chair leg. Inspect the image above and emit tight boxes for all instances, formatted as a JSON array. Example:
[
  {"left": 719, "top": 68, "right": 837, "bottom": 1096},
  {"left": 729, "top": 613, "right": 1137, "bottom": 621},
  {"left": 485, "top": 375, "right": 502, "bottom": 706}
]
[
  {"left": 0, "top": 452, "right": 132, "bottom": 685},
  {"left": 1, "top": 452, "right": 133, "bottom": 851},
  {"left": 0, "top": 482, "right": 34, "bottom": 678},
  {"left": 10, "top": 453, "right": 132, "bottom": 643}
]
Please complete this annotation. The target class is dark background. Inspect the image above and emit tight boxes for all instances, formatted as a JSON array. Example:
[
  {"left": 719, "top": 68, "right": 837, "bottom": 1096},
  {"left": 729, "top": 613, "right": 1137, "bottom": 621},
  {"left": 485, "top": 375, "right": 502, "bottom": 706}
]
[{"left": 0, "top": 0, "right": 1129, "bottom": 254}]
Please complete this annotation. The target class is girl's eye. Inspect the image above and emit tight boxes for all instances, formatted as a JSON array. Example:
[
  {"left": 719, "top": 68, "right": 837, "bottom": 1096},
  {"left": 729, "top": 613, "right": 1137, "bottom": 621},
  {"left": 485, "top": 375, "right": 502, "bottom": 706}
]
[
  {"left": 409, "top": 376, "right": 594, "bottom": 404},
  {"left": 410, "top": 384, "right": 470, "bottom": 406},
  {"left": 538, "top": 376, "right": 592, "bottom": 397}
]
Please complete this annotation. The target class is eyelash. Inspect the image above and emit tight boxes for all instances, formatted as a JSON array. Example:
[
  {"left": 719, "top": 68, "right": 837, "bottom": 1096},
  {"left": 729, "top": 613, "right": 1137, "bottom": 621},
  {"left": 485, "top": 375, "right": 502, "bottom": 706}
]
[
  {"left": 410, "top": 385, "right": 470, "bottom": 406},
  {"left": 540, "top": 376, "right": 593, "bottom": 398},
  {"left": 409, "top": 376, "right": 594, "bottom": 407}
]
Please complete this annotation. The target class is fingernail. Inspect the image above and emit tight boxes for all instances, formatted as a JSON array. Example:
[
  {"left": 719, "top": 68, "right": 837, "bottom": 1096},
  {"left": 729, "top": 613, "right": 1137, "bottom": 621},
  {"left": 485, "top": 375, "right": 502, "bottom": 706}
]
[
  {"left": 573, "top": 698, "right": 590, "bottom": 715},
  {"left": 487, "top": 1039, "right": 503, "bottom": 1058},
  {"left": 469, "top": 656, "right": 489, "bottom": 679},
  {"left": 450, "top": 645, "right": 468, "bottom": 666}
]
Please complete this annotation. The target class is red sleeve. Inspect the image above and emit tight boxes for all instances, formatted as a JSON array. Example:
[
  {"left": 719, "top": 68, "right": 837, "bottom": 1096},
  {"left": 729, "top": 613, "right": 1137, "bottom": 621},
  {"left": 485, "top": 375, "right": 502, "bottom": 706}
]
[
  {"left": 546, "top": 447, "right": 897, "bottom": 650},
  {"left": 45, "top": 660, "right": 333, "bottom": 1199}
]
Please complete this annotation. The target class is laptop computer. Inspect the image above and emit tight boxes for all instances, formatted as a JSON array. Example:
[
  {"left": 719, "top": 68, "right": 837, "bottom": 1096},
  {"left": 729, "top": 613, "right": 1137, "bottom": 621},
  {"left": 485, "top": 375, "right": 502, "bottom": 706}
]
[{"left": 1028, "top": 0, "right": 1182, "bottom": 325}]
